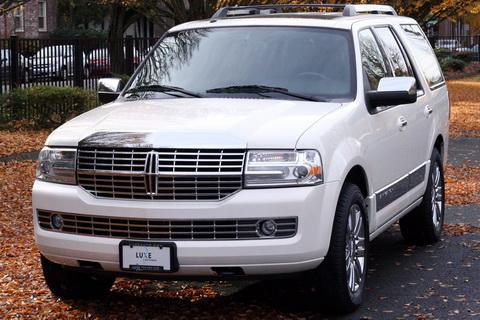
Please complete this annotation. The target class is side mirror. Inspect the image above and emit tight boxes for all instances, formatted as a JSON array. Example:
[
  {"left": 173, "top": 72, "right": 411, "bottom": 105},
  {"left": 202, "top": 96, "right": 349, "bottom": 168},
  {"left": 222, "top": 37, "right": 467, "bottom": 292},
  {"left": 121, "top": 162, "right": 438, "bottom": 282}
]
[
  {"left": 98, "top": 78, "right": 124, "bottom": 104},
  {"left": 366, "top": 77, "right": 417, "bottom": 108}
]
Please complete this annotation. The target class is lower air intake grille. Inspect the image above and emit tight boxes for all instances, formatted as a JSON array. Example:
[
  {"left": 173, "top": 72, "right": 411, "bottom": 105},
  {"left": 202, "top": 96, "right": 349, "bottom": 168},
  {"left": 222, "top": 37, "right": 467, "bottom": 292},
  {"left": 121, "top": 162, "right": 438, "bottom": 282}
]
[{"left": 37, "top": 210, "right": 298, "bottom": 240}]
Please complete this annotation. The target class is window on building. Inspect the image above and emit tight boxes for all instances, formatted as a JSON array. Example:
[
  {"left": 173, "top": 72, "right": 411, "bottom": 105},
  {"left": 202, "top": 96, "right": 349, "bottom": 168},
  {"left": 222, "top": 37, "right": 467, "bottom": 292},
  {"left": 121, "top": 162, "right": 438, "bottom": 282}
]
[
  {"left": 14, "top": 6, "right": 25, "bottom": 32},
  {"left": 38, "top": 0, "right": 47, "bottom": 31}
]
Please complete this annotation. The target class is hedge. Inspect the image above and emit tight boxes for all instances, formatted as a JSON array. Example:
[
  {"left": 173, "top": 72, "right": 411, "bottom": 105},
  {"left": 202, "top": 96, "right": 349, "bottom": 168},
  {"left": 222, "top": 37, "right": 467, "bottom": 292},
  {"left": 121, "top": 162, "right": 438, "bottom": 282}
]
[
  {"left": 434, "top": 48, "right": 451, "bottom": 62},
  {"left": 452, "top": 51, "right": 475, "bottom": 63},
  {"left": 440, "top": 58, "right": 467, "bottom": 72},
  {"left": 0, "top": 86, "right": 98, "bottom": 128}
]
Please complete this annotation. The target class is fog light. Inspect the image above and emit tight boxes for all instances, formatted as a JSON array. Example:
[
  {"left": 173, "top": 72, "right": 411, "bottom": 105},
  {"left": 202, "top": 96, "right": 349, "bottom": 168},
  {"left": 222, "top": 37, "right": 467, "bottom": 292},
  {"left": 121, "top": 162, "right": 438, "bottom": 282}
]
[
  {"left": 258, "top": 219, "right": 277, "bottom": 236},
  {"left": 51, "top": 214, "right": 63, "bottom": 230}
]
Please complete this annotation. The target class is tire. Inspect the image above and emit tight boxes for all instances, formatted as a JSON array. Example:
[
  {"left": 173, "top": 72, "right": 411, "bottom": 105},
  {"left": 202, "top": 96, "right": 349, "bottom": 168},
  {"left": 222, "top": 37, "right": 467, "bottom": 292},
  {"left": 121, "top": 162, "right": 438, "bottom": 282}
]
[
  {"left": 41, "top": 255, "right": 115, "bottom": 299},
  {"left": 400, "top": 148, "right": 445, "bottom": 244},
  {"left": 316, "top": 183, "right": 369, "bottom": 313}
]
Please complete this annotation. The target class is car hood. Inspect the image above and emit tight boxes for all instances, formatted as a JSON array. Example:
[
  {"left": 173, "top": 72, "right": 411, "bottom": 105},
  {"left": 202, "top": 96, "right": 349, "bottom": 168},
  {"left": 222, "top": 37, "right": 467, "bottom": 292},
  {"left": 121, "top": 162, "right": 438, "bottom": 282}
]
[{"left": 46, "top": 98, "right": 340, "bottom": 149}]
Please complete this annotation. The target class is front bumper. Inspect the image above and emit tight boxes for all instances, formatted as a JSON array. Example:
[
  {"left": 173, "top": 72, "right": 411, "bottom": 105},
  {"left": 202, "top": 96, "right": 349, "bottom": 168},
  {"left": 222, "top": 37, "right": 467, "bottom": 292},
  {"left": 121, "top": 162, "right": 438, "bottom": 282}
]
[{"left": 33, "top": 180, "right": 341, "bottom": 276}]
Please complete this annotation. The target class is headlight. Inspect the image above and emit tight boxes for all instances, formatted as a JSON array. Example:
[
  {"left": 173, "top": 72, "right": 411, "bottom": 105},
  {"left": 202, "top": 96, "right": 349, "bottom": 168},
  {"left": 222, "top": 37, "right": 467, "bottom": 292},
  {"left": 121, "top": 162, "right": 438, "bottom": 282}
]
[
  {"left": 36, "top": 147, "right": 77, "bottom": 185},
  {"left": 245, "top": 150, "right": 323, "bottom": 187}
]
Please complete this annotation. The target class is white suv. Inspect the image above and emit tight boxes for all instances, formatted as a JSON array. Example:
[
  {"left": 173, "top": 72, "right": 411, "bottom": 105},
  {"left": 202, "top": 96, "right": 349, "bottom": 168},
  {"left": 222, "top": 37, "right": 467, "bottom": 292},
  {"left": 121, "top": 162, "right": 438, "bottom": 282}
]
[{"left": 33, "top": 4, "right": 449, "bottom": 312}]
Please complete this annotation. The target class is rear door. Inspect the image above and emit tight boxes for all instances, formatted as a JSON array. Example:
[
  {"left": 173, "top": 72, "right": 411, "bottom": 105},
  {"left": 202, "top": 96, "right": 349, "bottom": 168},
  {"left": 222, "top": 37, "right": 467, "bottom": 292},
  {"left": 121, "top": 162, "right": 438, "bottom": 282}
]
[
  {"left": 372, "top": 26, "right": 430, "bottom": 205},
  {"left": 398, "top": 24, "right": 449, "bottom": 200}
]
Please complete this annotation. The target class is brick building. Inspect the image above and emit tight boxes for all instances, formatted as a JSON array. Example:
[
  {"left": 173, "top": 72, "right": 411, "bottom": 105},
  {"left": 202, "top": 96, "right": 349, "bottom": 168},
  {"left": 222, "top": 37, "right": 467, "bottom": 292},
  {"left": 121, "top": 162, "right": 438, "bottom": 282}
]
[{"left": 0, "top": 0, "right": 57, "bottom": 39}]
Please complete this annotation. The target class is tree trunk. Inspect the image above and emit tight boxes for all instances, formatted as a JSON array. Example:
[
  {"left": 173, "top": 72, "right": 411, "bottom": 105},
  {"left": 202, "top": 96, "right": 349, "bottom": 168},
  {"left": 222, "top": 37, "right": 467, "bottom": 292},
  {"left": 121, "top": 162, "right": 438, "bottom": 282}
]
[{"left": 108, "top": 4, "right": 127, "bottom": 75}]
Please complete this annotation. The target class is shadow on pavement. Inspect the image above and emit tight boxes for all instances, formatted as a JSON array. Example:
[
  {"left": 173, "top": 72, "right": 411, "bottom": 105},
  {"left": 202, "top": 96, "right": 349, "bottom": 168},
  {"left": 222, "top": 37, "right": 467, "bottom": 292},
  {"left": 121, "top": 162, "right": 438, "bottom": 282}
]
[{"left": 64, "top": 225, "right": 480, "bottom": 319}]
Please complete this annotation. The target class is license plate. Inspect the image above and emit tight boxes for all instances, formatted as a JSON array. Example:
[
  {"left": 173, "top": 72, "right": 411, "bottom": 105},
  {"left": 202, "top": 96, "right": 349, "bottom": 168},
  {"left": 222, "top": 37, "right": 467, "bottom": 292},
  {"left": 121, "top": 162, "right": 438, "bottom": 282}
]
[{"left": 119, "top": 241, "right": 178, "bottom": 273}]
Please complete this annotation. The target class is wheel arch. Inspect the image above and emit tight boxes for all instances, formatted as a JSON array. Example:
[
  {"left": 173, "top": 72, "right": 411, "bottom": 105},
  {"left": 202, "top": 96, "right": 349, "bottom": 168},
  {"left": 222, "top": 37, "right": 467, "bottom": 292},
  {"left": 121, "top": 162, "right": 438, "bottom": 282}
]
[
  {"left": 338, "top": 164, "right": 373, "bottom": 232},
  {"left": 343, "top": 165, "right": 369, "bottom": 199}
]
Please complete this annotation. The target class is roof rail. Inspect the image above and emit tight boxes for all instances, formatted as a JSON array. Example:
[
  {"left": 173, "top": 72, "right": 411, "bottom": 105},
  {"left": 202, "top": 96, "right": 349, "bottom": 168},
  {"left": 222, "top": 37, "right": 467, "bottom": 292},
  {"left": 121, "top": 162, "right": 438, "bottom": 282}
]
[
  {"left": 211, "top": 4, "right": 397, "bottom": 19},
  {"left": 343, "top": 4, "right": 397, "bottom": 16}
]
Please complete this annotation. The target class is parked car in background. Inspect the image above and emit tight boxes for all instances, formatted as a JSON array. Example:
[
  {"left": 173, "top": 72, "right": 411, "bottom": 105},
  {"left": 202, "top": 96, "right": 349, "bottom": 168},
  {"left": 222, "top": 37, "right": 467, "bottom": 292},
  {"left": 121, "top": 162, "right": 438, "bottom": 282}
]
[
  {"left": 456, "top": 44, "right": 479, "bottom": 53},
  {"left": 435, "top": 39, "right": 461, "bottom": 51},
  {"left": 84, "top": 47, "right": 141, "bottom": 78},
  {"left": 0, "top": 49, "right": 29, "bottom": 83},
  {"left": 84, "top": 49, "right": 110, "bottom": 78},
  {"left": 29, "top": 45, "right": 85, "bottom": 81}
]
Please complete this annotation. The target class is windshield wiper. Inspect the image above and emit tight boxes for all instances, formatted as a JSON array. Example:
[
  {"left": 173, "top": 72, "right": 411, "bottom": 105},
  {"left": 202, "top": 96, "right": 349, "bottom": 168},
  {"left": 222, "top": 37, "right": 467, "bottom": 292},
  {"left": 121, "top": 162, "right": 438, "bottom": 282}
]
[
  {"left": 125, "top": 84, "right": 203, "bottom": 98},
  {"left": 206, "top": 85, "right": 327, "bottom": 102}
]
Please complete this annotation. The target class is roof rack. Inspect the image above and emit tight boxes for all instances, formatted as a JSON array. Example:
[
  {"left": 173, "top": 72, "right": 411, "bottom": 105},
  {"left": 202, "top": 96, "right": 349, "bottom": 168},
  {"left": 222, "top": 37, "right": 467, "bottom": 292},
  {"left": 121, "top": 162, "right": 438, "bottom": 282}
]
[{"left": 211, "top": 4, "right": 397, "bottom": 19}]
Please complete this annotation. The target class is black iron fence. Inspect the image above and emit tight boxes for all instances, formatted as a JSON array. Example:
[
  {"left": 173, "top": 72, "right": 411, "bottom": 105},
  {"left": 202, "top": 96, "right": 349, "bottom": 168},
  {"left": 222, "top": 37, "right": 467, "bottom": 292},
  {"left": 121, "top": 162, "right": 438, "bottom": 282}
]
[
  {"left": 0, "top": 36, "right": 158, "bottom": 94},
  {"left": 428, "top": 35, "right": 480, "bottom": 61},
  {"left": 1, "top": 35, "right": 478, "bottom": 96}
]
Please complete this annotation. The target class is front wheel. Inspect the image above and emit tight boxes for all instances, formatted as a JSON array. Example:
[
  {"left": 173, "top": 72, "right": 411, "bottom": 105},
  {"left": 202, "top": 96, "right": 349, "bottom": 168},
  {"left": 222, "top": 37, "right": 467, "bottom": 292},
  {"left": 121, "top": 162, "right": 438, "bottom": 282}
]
[
  {"left": 400, "top": 148, "right": 445, "bottom": 244},
  {"left": 315, "top": 183, "right": 369, "bottom": 313},
  {"left": 41, "top": 255, "right": 115, "bottom": 299}
]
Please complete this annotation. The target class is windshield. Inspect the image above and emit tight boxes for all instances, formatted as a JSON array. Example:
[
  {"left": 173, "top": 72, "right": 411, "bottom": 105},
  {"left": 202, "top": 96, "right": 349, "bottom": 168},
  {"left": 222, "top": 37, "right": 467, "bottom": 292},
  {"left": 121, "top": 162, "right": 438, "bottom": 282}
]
[{"left": 127, "top": 27, "right": 355, "bottom": 101}]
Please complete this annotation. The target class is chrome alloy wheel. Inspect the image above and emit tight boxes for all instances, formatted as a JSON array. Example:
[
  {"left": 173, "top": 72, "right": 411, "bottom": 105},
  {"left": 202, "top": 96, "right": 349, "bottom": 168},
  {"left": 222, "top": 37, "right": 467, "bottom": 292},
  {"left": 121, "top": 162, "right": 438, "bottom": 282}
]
[
  {"left": 345, "top": 204, "right": 366, "bottom": 295},
  {"left": 431, "top": 162, "right": 444, "bottom": 230}
]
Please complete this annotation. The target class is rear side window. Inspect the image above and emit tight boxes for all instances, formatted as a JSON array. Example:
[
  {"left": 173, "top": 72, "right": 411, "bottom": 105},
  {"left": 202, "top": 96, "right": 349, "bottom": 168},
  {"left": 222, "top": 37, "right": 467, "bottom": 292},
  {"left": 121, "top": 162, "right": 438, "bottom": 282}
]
[
  {"left": 374, "top": 27, "right": 410, "bottom": 77},
  {"left": 401, "top": 24, "right": 444, "bottom": 89},
  {"left": 359, "top": 29, "right": 389, "bottom": 90}
]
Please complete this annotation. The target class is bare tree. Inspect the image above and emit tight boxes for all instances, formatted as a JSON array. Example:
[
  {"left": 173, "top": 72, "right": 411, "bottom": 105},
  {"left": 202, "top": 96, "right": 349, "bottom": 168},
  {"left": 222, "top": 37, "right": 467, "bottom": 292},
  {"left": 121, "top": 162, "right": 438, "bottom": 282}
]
[{"left": 0, "top": 0, "right": 30, "bottom": 15}]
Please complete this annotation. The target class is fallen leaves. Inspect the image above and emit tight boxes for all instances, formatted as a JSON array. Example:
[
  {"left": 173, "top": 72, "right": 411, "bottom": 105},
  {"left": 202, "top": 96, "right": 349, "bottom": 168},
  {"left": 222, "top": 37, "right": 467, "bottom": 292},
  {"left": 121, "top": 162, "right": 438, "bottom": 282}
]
[
  {"left": 0, "top": 161, "right": 311, "bottom": 319},
  {"left": 0, "top": 129, "right": 50, "bottom": 158},
  {"left": 447, "top": 79, "right": 480, "bottom": 138},
  {"left": 443, "top": 224, "right": 480, "bottom": 236},
  {"left": 444, "top": 165, "right": 480, "bottom": 205}
]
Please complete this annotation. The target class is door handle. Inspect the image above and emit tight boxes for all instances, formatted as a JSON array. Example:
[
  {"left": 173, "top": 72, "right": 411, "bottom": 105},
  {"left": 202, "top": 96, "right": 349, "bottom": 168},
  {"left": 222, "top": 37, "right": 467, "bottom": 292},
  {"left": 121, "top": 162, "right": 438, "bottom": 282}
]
[
  {"left": 425, "top": 105, "right": 433, "bottom": 117},
  {"left": 398, "top": 116, "right": 408, "bottom": 130}
]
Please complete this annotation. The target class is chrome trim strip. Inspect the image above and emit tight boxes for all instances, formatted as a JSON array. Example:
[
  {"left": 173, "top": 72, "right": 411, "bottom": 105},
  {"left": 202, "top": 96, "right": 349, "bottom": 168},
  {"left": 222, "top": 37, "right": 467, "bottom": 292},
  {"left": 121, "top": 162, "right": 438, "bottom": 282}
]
[{"left": 375, "top": 162, "right": 428, "bottom": 211}]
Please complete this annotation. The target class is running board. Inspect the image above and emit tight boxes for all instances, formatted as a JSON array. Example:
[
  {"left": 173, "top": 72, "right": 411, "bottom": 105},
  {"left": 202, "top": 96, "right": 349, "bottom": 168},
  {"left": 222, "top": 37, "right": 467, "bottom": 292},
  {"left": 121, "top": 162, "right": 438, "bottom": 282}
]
[{"left": 369, "top": 197, "right": 423, "bottom": 240}]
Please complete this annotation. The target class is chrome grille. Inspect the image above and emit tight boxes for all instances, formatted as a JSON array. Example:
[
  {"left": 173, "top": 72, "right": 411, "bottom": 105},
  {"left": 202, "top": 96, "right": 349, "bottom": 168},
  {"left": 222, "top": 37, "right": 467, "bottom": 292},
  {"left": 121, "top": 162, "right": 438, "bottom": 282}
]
[
  {"left": 37, "top": 211, "right": 298, "bottom": 240},
  {"left": 77, "top": 148, "right": 245, "bottom": 200}
]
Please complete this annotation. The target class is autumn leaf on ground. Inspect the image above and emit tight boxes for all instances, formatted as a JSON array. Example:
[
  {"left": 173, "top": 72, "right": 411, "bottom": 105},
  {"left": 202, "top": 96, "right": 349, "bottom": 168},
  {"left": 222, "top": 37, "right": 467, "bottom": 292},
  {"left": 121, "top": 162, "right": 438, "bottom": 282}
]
[
  {"left": 447, "top": 79, "right": 480, "bottom": 138},
  {"left": 0, "top": 130, "right": 50, "bottom": 158}
]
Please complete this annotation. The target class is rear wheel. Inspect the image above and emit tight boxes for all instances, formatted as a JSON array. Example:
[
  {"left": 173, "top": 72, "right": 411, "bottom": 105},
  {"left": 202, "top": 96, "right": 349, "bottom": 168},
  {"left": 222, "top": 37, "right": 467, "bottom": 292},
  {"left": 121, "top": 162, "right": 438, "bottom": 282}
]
[
  {"left": 400, "top": 148, "right": 445, "bottom": 244},
  {"left": 41, "top": 255, "right": 115, "bottom": 299},
  {"left": 316, "top": 183, "right": 368, "bottom": 313}
]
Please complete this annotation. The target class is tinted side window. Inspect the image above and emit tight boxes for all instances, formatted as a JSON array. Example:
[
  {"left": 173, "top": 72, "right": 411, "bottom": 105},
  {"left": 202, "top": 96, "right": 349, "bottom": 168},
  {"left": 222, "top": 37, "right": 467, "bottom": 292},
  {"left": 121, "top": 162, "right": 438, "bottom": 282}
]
[
  {"left": 374, "top": 27, "right": 411, "bottom": 77},
  {"left": 359, "top": 29, "right": 389, "bottom": 90},
  {"left": 401, "top": 24, "right": 444, "bottom": 88}
]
